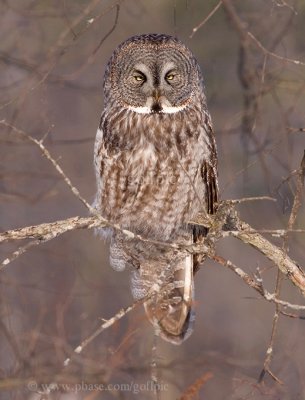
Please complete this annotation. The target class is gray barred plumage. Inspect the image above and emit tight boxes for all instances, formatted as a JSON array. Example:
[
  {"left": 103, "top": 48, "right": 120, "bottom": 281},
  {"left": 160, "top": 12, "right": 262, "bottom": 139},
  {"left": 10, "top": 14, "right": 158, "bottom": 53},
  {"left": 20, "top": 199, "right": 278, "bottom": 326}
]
[{"left": 93, "top": 33, "right": 218, "bottom": 344}]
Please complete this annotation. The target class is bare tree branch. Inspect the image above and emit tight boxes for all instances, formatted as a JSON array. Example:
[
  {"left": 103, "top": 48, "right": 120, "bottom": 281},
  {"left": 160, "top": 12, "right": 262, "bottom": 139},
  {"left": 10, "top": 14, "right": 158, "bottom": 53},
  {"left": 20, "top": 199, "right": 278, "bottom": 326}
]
[
  {"left": 259, "top": 150, "right": 305, "bottom": 383},
  {"left": 221, "top": 0, "right": 305, "bottom": 67},
  {"left": 229, "top": 215, "right": 305, "bottom": 296}
]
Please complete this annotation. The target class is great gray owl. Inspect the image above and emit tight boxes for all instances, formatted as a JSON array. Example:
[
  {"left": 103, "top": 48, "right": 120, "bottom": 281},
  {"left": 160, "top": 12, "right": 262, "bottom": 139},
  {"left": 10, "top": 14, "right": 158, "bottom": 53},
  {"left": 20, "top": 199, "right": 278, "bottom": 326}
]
[{"left": 93, "top": 33, "right": 218, "bottom": 344}]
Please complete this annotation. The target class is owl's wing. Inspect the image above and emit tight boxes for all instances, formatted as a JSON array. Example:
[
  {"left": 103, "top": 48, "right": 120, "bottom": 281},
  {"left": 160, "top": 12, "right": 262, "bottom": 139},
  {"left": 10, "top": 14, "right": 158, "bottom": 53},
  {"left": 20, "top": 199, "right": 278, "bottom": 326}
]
[
  {"left": 202, "top": 111, "right": 219, "bottom": 214},
  {"left": 201, "top": 159, "right": 218, "bottom": 215},
  {"left": 193, "top": 122, "right": 219, "bottom": 271},
  {"left": 93, "top": 114, "right": 114, "bottom": 213}
]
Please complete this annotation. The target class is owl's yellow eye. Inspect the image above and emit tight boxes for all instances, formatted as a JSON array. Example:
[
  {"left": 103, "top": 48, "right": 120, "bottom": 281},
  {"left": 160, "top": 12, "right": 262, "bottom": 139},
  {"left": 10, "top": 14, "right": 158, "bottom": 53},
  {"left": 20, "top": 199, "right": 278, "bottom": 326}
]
[
  {"left": 134, "top": 75, "right": 144, "bottom": 81},
  {"left": 132, "top": 70, "right": 146, "bottom": 84},
  {"left": 166, "top": 74, "right": 175, "bottom": 81}
]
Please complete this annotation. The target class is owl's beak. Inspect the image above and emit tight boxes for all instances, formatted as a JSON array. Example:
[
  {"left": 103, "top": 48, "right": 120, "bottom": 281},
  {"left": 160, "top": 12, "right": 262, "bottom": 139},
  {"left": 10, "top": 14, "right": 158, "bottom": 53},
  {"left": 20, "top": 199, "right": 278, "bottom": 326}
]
[
  {"left": 151, "top": 89, "right": 163, "bottom": 113},
  {"left": 152, "top": 89, "right": 161, "bottom": 101}
]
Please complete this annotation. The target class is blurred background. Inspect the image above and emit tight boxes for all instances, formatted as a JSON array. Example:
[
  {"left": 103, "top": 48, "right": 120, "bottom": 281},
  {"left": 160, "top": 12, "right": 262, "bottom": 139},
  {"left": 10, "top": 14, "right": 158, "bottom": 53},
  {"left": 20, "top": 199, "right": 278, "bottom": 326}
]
[{"left": 1, "top": 0, "right": 305, "bottom": 399}]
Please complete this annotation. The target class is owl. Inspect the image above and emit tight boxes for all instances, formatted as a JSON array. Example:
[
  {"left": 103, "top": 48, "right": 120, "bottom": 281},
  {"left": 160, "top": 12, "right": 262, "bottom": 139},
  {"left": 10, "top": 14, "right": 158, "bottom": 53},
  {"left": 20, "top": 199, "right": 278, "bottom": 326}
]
[{"left": 93, "top": 33, "right": 218, "bottom": 344}]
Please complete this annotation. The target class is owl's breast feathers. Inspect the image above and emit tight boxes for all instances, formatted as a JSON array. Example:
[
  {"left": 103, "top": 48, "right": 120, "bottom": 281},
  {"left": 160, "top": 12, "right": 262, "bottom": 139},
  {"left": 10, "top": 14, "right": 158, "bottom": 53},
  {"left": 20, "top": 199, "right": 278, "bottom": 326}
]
[{"left": 94, "top": 105, "right": 218, "bottom": 239}]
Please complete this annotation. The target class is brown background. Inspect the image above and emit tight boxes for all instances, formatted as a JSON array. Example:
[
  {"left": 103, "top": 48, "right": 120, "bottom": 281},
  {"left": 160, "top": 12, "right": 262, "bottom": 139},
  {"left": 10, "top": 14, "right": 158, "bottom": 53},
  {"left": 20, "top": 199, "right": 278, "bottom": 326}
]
[{"left": 1, "top": 0, "right": 305, "bottom": 399}]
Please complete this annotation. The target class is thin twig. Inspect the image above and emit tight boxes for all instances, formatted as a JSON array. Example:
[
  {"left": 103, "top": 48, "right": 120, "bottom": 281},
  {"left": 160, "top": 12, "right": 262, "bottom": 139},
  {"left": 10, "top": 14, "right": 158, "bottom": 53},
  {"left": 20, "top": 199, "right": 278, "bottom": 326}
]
[
  {"left": 0, "top": 120, "right": 94, "bottom": 212},
  {"left": 151, "top": 334, "right": 161, "bottom": 400},
  {"left": 92, "top": 4, "right": 120, "bottom": 55},
  {"left": 41, "top": 298, "right": 145, "bottom": 395},
  {"left": 61, "top": 2, "right": 123, "bottom": 80},
  {"left": 189, "top": 1, "right": 222, "bottom": 38},
  {"left": 212, "top": 255, "right": 305, "bottom": 311},
  {"left": 247, "top": 31, "right": 305, "bottom": 67},
  {"left": 226, "top": 196, "right": 276, "bottom": 204}
]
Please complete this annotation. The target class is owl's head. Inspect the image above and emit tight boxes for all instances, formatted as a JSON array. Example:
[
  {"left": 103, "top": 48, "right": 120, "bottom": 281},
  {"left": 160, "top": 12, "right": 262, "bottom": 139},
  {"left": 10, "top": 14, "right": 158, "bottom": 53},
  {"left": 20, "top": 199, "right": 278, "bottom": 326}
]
[{"left": 104, "top": 33, "right": 204, "bottom": 114}]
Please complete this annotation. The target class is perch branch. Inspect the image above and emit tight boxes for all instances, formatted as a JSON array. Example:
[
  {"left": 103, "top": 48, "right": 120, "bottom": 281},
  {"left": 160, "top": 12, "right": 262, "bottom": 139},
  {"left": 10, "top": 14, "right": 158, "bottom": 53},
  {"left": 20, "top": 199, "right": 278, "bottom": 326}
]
[{"left": 1, "top": 204, "right": 305, "bottom": 297}]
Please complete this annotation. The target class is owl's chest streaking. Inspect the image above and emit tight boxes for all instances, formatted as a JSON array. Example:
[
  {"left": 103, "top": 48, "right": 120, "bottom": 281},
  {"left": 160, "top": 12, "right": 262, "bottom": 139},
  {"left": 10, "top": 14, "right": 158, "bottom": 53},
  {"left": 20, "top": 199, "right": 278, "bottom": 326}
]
[{"left": 94, "top": 107, "right": 212, "bottom": 239}]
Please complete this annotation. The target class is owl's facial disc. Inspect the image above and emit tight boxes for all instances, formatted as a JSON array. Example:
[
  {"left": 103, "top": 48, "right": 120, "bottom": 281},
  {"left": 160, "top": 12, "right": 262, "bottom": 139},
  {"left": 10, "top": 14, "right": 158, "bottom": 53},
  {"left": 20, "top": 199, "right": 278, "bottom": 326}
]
[{"left": 123, "top": 60, "right": 192, "bottom": 114}]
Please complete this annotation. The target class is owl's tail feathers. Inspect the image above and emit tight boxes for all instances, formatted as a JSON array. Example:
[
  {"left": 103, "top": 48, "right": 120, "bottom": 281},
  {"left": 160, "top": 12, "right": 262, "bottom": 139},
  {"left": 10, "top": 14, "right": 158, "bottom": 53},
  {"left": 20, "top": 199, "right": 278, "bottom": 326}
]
[{"left": 143, "top": 254, "right": 195, "bottom": 345}]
